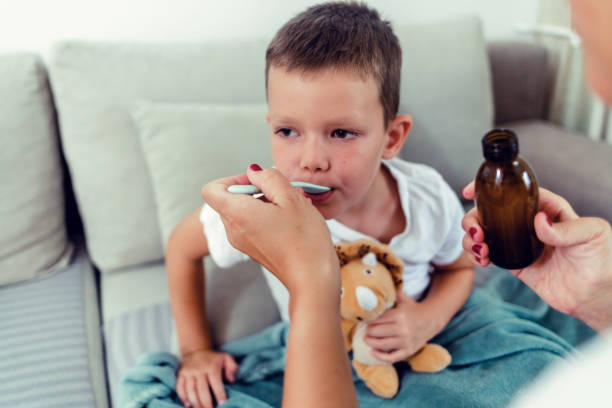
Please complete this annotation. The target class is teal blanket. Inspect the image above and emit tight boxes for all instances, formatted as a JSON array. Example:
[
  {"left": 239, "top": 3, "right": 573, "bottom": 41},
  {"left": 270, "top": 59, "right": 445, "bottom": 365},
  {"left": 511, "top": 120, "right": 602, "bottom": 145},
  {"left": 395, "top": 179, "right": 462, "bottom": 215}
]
[{"left": 119, "top": 268, "right": 596, "bottom": 407}]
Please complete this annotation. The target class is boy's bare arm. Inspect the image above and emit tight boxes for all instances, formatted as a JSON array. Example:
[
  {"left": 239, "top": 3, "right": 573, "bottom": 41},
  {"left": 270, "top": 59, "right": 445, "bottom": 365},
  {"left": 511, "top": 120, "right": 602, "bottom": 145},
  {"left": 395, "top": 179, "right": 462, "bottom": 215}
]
[
  {"left": 166, "top": 207, "right": 214, "bottom": 354},
  {"left": 423, "top": 252, "right": 475, "bottom": 334}
]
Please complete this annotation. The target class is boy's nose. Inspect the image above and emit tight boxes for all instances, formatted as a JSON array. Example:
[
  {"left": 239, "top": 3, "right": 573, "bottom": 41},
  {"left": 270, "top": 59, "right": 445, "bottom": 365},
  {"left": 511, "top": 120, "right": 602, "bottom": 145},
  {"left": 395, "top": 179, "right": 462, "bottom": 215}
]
[{"left": 300, "top": 136, "right": 330, "bottom": 172}]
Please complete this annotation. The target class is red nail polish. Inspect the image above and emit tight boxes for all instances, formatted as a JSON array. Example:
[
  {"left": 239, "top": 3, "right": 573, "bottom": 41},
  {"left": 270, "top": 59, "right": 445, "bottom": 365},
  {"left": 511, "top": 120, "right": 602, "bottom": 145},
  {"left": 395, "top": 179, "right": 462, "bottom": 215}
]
[
  {"left": 249, "top": 163, "right": 262, "bottom": 171},
  {"left": 546, "top": 215, "right": 553, "bottom": 227},
  {"left": 472, "top": 244, "right": 481, "bottom": 256},
  {"left": 475, "top": 256, "right": 481, "bottom": 264},
  {"left": 469, "top": 227, "right": 477, "bottom": 239}
]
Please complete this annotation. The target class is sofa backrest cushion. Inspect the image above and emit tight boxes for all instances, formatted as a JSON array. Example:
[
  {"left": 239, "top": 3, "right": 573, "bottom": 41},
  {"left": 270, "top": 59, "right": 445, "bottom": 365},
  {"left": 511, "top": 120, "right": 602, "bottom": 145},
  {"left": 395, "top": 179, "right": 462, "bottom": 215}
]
[
  {"left": 48, "top": 41, "right": 268, "bottom": 271},
  {"left": 133, "top": 102, "right": 273, "bottom": 247},
  {"left": 488, "top": 41, "right": 550, "bottom": 124},
  {"left": 397, "top": 16, "right": 494, "bottom": 198},
  {"left": 0, "top": 53, "right": 74, "bottom": 285}
]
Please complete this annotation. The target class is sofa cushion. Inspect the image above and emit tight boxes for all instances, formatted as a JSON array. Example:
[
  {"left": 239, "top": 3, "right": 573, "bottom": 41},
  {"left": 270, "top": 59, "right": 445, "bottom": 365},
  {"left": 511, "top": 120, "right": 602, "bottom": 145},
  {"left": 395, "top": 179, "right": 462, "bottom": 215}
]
[
  {"left": 0, "top": 53, "right": 73, "bottom": 285},
  {"left": 0, "top": 249, "right": 107, "bottom": 408},
  {"left": 396, "top": 16, "right": 494, "bottom": 197},
  {"left": 132, "top": 102, "right": 272, "bottom": 246},
  {"left": 130, "top": 101, "right": 279, "bottom": 340},
  {"left": 48, "top": 40, "right": 269, "bottom": 272},
  {"left": 488, "top": 42, "right": 550, "bottom": 124},
  {"left": 104, "top": 302, "right": 173, "bottom": 408}
]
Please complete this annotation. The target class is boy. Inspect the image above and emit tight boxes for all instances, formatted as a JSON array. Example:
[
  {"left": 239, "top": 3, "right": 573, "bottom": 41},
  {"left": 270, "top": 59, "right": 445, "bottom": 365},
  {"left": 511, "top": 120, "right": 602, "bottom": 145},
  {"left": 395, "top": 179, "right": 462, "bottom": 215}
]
[{"left": 166, "top": 3, "right": 475, "bottom": 407}]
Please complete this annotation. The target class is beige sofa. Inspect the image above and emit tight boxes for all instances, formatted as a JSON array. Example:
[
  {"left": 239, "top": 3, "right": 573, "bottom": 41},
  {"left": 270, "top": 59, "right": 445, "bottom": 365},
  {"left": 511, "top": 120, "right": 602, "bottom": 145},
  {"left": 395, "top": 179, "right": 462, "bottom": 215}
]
[{"left": 1, "top": 15, "right": 611, "bottom": 407}]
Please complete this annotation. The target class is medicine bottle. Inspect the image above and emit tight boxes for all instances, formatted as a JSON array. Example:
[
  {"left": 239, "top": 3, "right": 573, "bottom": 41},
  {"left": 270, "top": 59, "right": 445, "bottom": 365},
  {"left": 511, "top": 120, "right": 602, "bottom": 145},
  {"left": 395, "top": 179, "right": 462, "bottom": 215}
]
[{"left": 475, "top": 129, "right": 543, "bottom": 269}]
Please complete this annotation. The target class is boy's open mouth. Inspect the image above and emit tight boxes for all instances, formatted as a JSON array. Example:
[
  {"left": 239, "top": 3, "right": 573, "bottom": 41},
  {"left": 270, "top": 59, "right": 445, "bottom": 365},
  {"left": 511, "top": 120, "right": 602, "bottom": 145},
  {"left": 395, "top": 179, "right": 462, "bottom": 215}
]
[{"left": 305, "top": 188, "right": 335, "bottom": 203}]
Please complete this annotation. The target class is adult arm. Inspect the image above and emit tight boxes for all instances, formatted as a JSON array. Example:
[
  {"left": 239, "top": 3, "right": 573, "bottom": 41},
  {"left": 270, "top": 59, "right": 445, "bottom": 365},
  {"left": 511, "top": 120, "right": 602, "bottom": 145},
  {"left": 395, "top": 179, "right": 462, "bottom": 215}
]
[{"left": 201, "top": 166, "right": 357, "bottom": 408}]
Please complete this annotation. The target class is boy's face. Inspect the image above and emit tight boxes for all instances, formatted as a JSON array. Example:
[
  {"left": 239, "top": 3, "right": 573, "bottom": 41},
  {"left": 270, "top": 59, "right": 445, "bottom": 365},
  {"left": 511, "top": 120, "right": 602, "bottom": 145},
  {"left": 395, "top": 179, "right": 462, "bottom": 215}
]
[{"left": 266, "top": 66, "right": 407, "bottom": 220}]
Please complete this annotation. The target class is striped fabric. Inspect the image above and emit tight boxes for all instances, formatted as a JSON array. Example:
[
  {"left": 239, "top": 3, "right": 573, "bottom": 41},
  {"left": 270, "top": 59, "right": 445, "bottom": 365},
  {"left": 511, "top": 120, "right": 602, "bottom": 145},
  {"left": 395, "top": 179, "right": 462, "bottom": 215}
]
[
  {"left": 0, "top": 251, "right": 101, "bottom": 407},
  {"left": 103, "top": 302, "right": 172, "bottom": 407}
]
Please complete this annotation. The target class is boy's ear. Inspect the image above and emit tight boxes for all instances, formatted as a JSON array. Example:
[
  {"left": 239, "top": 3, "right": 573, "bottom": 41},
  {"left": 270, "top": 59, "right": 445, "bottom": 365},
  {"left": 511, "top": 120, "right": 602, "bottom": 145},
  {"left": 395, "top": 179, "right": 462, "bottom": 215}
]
[
  {"left": 382, "top": 114, "right": 412, "bottom": 159},
  {"left": 266, "top": 112, "right": 271, "bottom": 123}
]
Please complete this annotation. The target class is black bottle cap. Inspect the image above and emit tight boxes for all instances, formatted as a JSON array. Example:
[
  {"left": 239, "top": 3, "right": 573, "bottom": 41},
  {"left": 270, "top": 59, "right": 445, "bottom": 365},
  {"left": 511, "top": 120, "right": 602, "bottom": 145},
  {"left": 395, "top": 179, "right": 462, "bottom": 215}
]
[{"left": 482, "top": 129, "right": 518, "bottom": 162}]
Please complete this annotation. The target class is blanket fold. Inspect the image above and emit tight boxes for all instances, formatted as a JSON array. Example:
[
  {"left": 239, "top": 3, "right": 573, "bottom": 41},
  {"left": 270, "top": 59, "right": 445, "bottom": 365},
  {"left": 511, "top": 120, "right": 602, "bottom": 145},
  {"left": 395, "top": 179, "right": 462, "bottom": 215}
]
[{"left": 120, "top": 352, "right": 181, "bottom": 408}]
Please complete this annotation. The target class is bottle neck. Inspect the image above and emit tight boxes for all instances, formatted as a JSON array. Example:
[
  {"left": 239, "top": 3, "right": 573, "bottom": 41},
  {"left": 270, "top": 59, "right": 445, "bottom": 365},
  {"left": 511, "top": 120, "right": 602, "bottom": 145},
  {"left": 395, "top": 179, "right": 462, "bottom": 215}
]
[
  {"left": 482, "top": 129, "right": 519, "bottom": 162},
  {"left": 487, "top": 154, "right": 518, "bottom": 164}
]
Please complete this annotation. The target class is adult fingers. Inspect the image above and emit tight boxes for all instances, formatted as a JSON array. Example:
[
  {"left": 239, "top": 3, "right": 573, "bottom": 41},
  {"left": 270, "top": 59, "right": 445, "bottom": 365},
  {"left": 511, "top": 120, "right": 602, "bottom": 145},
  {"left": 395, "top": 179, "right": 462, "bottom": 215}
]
[
  {"left": 462, "top": 233, "right": 489, "bottom": 264},
  {"left": 537, "top": 188, "right": 579, "bottom": 222},
  {"left": 462, "top": 181, "right": 475, "bottom": 200},
  {"left": 461, "top": 207, "right": 485, "bottom": 243},
  {"left": 246, "top": 167, "right": 304, "bottom": 208},
  {"left": 201, "top": 173, "right": 252, "bottom": 213},
  {"left": 470, "top": 252, "right": 490, "bottom": 267},
  {"left": 535, "top": 212, "right": 611, "bottom": 247}
]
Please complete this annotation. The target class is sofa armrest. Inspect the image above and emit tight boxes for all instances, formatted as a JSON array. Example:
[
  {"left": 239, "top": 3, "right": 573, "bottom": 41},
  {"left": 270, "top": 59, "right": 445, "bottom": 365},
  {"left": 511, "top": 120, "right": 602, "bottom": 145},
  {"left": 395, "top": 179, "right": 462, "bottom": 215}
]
[
  {"left": 488, "top": 41, "right": 551, "bottom": 124},
  {"left": 502, "top": 120, "right": 612, "bottom": 224}
]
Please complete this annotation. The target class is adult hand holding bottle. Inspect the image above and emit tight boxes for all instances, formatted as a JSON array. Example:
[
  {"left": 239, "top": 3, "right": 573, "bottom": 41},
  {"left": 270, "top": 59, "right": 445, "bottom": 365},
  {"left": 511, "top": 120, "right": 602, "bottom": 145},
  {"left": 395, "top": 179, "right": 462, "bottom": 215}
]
[{"left": 461, "top": 181, "right": 612, "bottom": 333}]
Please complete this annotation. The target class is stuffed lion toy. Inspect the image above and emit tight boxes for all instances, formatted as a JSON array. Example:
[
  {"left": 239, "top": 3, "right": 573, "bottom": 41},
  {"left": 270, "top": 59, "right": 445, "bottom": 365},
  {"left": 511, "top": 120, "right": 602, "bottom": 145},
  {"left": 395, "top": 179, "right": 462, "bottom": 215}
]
[{"left": 335, "top": 239, "right": 452, "bottom": 398}]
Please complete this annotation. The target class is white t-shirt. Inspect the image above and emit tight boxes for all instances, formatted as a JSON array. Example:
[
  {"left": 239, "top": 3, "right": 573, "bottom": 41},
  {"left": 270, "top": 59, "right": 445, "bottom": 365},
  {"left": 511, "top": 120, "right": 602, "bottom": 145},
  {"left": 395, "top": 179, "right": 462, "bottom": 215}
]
[{"left": 201, "top": 157, "right": 465, "bottom": 321}]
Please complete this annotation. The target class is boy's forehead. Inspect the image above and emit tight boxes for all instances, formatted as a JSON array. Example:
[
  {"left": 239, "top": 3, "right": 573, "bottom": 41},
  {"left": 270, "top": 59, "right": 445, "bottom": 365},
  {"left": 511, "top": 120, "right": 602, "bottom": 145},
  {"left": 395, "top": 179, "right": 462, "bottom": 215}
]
[
  {"left": 267, "top": 64, "right": 373, "bottom": 87},
  {"left": 268, "top": 66, "right": 380, "bottom": 103},
  {"left": 267, "top": 65, "right": 385, "bottom": 127}
]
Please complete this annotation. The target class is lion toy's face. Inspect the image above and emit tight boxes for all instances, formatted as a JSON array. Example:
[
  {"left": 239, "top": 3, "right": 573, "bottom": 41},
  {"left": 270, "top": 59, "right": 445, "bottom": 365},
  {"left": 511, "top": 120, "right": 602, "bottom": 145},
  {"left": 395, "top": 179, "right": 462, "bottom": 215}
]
[{"left": 340, "top": 252, "right": 397, "bottom": 323}]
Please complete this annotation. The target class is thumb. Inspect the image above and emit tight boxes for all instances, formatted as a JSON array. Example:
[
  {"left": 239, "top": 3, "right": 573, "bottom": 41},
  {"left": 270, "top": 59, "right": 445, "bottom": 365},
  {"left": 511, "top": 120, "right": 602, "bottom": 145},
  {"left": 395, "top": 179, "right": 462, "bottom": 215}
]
[
  {"left": 535, "top": 212, "right": 607, "bottom": 247},
  {"left": 246, "top": 166, "right": 301, "bottom": 207},
  {"left": 462, "top": 180, "right": 475, "bottom": 200}
]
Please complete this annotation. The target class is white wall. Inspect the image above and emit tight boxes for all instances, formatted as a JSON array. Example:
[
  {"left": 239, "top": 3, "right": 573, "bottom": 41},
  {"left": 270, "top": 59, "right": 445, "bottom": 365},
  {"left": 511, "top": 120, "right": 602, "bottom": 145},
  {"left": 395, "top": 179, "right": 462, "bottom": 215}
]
[{"left": 0, "top": 0, "right": 539, "bottom": 59}]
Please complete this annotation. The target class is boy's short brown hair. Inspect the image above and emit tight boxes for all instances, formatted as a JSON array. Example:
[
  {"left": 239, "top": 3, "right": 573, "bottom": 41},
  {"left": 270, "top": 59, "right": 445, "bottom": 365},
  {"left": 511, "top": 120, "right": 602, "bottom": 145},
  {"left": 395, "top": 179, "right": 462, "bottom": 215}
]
[{"left": 266, "top": 1, "right": 402, "bottom": 126}]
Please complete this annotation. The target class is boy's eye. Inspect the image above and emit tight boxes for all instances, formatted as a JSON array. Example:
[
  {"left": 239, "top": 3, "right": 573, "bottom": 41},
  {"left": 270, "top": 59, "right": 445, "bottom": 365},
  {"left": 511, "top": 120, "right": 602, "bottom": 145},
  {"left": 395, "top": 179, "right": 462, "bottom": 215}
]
[
  {"left": 331, "top": 129, "right": 358, "bottom": 139},
  {"left": 276, "top": 128, "right": 298, "bottom": 138}
]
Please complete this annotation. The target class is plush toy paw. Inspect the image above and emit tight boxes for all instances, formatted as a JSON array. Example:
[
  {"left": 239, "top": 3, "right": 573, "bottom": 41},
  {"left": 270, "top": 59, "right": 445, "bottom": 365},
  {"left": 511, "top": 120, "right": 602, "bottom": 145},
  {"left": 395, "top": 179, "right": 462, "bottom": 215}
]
[
  {"left": 407, "top": 343, "right": 452, "bottom": 373},
  {"left": 353, "top": 360, "right": 399, "bottom": 398}
]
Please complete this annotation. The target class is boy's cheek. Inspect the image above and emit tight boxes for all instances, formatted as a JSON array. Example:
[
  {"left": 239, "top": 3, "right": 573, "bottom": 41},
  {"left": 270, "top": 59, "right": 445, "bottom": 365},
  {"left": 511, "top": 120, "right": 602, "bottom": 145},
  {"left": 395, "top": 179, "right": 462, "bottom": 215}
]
[{"left": 272, "top": 161, "right": 294, "bottom": 180}]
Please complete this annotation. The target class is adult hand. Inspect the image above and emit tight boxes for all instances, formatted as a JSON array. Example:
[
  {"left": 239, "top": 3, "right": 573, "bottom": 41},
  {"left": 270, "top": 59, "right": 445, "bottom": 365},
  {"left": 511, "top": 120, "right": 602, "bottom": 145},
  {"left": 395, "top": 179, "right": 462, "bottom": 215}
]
[
  {"left": 461, "top": 181, "right": 612, "bottom": 332},
  {"left": 202, "top": 166, "right": 356, "bottom": 408},
  {"left": 201, "top": 165, "right": 340, "bottom": 298}
]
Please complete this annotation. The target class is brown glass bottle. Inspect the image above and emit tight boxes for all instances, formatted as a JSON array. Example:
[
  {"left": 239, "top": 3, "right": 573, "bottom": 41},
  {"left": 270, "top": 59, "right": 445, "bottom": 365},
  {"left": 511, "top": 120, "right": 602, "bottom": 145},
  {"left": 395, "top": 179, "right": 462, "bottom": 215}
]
[{"left": 475, "top": 129, "right": 543, "bottom": 269}]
